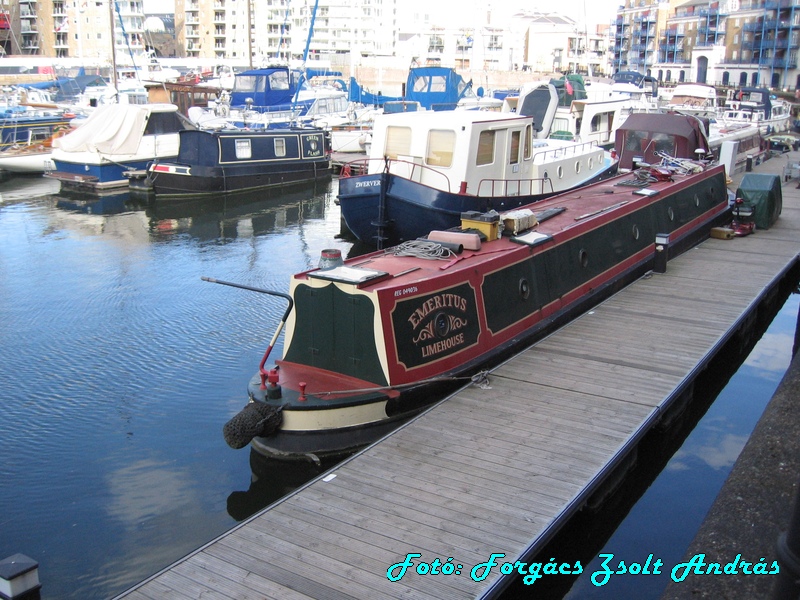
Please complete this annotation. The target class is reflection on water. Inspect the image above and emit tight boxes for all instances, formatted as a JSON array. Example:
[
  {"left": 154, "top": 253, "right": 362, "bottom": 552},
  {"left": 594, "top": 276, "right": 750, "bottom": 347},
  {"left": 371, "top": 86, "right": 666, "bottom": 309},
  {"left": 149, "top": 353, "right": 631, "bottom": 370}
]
[
  {"left": 0, "top": 175, "right": 359, "bottom": 599},
  {"left": 226, "top": 449, "right": 340, "bottom": 522}
]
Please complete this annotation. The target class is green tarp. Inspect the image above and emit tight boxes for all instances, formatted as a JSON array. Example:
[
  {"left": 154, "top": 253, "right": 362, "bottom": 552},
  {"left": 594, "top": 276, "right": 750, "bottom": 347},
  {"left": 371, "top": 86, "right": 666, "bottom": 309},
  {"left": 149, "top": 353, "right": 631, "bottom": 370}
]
[{"left": 735, "top": 173, "right": 782, "bottom": 230}]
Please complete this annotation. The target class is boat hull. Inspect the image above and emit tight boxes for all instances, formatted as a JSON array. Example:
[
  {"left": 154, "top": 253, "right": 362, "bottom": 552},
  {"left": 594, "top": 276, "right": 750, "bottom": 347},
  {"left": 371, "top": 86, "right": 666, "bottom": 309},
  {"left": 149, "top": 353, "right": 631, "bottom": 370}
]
[
  {"left": 337, "top": 163, "right": 618, "bottom": 245},
  {"left": 241, "top": 165, "right": 731, "bottom": 460},
  {"left": 146, "top": 162, "right": 332, "bottom": 198},
  {"left": 49, "top": 157, "right": 160, "bottom": 190}
]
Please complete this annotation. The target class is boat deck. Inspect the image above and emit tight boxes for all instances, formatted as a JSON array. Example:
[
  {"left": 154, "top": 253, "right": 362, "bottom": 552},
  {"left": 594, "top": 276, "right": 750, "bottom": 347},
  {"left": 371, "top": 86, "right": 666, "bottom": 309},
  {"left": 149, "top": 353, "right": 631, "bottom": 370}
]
[{"left": 114, "top": 158, "right": 800, "bottom": 599}]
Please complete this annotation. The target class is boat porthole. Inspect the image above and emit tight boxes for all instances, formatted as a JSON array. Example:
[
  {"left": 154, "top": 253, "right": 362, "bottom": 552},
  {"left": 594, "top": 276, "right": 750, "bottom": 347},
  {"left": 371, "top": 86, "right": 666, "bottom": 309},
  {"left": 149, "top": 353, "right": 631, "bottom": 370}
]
[
  {"left": 434, "top": 312, "right": 450, "bottom": 337},
  {"left": 557, "top": 166, "right": 564, "bottom": 179},
  {"left": 543, "top": 170, "right": 549, "bottom": 179},
  {"left": 632, "top": 224, "right": 640, "bottom": 240},
  {"left": 668, "top": 207, "right": 675, "bottom": 221},
  {"left": 694, "top": 193, "right": 700, "bottom": 207},
  {"left": 588, "top": 157, "right": 594, "bottom": 169},
  {"left": 575, "top": 161, "right": 581, "bottom": 174},
  {"left": 519, "top": 278, "right": 530, "bottom": 300},
  {"left": 579, "top": 249, "right": 589, "bottom": 268}
]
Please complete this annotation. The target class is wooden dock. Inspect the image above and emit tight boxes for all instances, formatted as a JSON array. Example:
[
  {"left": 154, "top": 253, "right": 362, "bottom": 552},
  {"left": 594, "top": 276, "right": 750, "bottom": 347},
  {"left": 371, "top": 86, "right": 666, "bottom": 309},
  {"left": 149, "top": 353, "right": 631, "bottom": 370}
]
[{"left": 115, "top": 155, "right": 800, "bottom": 599}]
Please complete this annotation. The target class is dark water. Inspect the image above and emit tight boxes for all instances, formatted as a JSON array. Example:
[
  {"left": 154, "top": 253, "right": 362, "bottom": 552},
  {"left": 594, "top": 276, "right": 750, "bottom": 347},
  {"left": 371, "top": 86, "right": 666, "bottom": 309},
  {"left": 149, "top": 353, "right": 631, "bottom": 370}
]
[{"left": 0, "top": 174, "right": 797, "bottom": 599}]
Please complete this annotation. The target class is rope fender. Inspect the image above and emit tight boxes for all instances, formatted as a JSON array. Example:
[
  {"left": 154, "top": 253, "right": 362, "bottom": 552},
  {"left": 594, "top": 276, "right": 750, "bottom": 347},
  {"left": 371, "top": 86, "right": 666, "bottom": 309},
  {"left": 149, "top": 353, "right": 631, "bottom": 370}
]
[{"left": 223, "top": 402, "right": 283, "bottom": 449}]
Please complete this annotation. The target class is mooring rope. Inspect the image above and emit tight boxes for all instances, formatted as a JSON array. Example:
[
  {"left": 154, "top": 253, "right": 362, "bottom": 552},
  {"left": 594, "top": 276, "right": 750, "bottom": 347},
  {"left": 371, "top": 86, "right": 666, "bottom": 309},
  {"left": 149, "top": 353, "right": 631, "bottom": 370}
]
[{"left": 314, "top": 370, "right": 491, "bottom": 397}]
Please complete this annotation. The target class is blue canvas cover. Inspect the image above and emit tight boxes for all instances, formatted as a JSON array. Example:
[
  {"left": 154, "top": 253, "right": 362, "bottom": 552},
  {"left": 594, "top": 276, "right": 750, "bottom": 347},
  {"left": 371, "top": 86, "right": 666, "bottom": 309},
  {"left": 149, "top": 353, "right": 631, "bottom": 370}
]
[{"left": 348, "top": 67, "right": 472, "bottom": 110}]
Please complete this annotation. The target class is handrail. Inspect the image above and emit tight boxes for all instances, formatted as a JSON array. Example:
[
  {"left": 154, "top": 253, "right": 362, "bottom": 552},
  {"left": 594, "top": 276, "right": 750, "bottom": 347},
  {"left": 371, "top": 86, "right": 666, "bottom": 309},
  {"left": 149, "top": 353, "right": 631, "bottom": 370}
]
[
  {"left": 340, "top": 156, "right": 452, "bottom": 191},
  {"left": 475, "top": 177, "right": 556, "bottom": 197},
  {"left": 531, "top": 140, "right": 598, "bottom": 164}
]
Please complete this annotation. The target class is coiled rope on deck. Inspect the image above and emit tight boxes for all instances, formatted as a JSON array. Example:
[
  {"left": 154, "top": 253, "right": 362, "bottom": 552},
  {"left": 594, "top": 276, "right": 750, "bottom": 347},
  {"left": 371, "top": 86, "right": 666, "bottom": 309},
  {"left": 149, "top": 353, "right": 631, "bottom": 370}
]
[{"left": 389, "top": 240, "right": 454, "bottom": 260}]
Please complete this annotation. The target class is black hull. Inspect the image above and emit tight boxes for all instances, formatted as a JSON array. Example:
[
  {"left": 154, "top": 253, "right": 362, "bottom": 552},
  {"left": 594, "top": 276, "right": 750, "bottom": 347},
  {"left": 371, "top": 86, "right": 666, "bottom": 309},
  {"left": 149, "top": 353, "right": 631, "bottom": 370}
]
[{"left": 149, "top": 163, "right": 332, "bottom": 199}]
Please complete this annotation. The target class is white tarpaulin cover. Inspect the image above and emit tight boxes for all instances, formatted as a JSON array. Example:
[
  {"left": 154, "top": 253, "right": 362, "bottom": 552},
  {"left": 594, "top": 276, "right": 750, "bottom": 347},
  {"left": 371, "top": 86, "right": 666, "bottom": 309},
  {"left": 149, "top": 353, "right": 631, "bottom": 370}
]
[{"left": 54, "top": 104, "right": 150, "bottom": 155}]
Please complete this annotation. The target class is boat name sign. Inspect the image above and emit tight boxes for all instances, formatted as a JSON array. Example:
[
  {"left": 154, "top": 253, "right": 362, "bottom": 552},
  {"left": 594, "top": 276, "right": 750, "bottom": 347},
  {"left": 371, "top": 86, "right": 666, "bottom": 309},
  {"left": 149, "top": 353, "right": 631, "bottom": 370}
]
[{"left": 391, "top": 283, "right": 480, "bottom": 369}]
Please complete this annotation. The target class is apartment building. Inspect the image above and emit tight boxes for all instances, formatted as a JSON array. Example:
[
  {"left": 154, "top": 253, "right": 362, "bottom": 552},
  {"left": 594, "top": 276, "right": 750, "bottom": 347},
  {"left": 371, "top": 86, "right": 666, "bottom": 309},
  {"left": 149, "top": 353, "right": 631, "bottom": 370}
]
[{"left": 612, "top": 0, "right": 800, "bottom": 90}]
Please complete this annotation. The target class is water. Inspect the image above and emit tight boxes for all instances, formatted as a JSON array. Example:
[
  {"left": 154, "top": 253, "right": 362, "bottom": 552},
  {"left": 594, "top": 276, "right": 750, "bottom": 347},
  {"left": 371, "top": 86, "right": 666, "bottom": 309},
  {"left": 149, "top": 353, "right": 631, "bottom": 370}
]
[{"left": 0, "top": 174, "right": 797, "bottom": 599}]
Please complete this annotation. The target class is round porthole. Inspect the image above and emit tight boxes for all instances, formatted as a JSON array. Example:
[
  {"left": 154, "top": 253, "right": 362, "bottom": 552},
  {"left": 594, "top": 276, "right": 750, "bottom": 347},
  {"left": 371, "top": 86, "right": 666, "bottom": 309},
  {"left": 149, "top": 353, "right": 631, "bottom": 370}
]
[
  {"left": 434, "top": 312, "right": 450, "bottom": 337},
  {"left": 557, "top": 166, "right": 564, "bottom": 179},
  {"left": 579, "top": 249, "right": 589, "bottom": 267},
  {"left": 668, "top": 207, "right": 675, "bottom": 221},
  {"left": 575, "top": 161, "right": 581, "bottom": 174},
  {"left": 543, "top": 171, "right": 549, "bottom": 179},
  {"left": 632, "top": 224, "right": 640, "bottom": 240},
  {"left": 694, "top": 193, "right": 700, "bottom": 207},
  {"left": 588, "top": 157, "right": 594, "bottom": 169},
  {"left": 519, "top": 278, "right": 530, "bottom": 300}
]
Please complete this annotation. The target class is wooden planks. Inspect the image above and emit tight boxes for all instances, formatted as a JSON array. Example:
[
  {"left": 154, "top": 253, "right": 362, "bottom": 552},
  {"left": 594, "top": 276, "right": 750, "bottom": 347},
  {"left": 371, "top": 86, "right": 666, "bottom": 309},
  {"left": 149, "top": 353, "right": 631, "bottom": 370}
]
[{"left": 115, "top": 164, "right": 800, "bottom": 600}]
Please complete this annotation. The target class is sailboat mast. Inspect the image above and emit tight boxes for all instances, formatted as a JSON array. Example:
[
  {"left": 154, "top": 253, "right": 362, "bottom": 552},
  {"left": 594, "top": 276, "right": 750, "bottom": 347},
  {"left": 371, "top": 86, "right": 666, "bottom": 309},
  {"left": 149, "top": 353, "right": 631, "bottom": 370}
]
[
  {"left": 247, "top": 0, "right": 253, "bottom": 68},
  {"left": 292, "top": 0, "right": 320, "bottom": 104},
  {"left": 108, "top": 0, "right": 118, "bottom": 92}
]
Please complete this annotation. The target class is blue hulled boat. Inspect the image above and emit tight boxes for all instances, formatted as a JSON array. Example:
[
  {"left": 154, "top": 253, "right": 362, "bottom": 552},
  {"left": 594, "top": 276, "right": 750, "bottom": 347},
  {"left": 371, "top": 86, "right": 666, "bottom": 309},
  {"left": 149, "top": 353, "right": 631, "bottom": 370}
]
[{"left": 45, "top": 103, "right": 193, "bottom": 192}]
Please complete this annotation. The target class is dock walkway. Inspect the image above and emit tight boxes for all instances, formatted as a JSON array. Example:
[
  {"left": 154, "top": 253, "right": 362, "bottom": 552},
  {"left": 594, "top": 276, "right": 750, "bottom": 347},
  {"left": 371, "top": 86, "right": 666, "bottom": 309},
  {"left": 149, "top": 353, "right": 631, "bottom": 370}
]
[{"left": 116, "top": 153, "right": 800, "bottom": 599}]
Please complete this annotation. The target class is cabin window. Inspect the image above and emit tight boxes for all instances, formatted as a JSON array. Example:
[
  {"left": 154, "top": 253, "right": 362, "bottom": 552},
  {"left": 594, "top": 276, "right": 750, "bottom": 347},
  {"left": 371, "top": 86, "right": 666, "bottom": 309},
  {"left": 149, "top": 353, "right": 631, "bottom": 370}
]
[
  {"left": 509, "top": 130, "right": 521, "bottom": 165},
  {"left": 232, "top": 75, "right": 264, "bottom": 94},
  {"left": 268, "top": 71, "right": 289, "bottom": 91},
  {"left": 235, "top": 139, "right": 252, "bottom": 159},
  {"left": 385, "top": 126, "right": 412, "bottom": 159},
  {"left": 426, "top": 129, "right": 455, "bottom": 167},
  {"left": 274, "top": 138, "right": 286, "bottom": 157},
  {"left": 652, "top": 133, "right": 675, "bottom": 154},
  {"left": 476, "top": 130, "right": 495, "bottom": 166},
  {"left": 591, "top": 113, "right": 610, "bottom": 133},
  {"left": 524, "top": 124, "right": 532, "bottom": 160}
]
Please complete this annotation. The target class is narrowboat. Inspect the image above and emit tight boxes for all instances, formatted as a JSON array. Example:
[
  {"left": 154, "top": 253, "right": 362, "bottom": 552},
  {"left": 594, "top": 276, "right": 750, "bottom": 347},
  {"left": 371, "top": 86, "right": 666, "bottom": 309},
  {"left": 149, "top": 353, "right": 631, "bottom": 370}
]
[
  {"left": 135, "top": 126, "right": 332, "bottom": 198},
  {"left": 214, "top": 143, "right": 731, "bottom": 461},
  {"left": 336, "top": 109, "right": 617, "bottom": 247}
]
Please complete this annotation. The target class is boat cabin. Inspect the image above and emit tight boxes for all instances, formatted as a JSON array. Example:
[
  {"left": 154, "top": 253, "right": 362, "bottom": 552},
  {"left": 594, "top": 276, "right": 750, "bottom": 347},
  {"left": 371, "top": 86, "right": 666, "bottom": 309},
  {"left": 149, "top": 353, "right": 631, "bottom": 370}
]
[
  {"left": 228, "top": 65, "right": 347, "bottom": 113},
  {"left": 722, "top": 87, "right": 789, "bottom": 130},
  {"left": 614, "top": 112, "right": 711, "bottom": 171},
  {"left": 666, "top": 83, "right": 719, "bottom": 116},
  {"left": 507, "top": 75, "right": 628, "bottom": 147},
  {"left": 366, "top": 110, "right": 605, "bottom": 195}
]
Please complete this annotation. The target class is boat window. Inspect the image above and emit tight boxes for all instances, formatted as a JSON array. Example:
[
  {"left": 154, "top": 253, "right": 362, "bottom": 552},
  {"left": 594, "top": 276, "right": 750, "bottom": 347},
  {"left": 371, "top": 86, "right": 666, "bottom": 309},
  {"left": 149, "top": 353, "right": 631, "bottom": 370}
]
[
  {"left": 232, "top": 75, "right": 259, "bottom": 93},
  {"left": 652, "top": 133, "right": 675, "bottom": 154},
  {"left": 268, "top": 71, "right": 289, "bottom": 91},
  {"left": 476, "top": 130, "right": 495, "bottom": 166},
  {"left": 29, "top": 127, "right": 50, "bottom": 143},
  {"left": 509, "top": 130, "right": 521, "bottom": 165},
  {"left": 384, "top": 126, "right": 412, "bottom": 159},
  {"left": 143, "top": 111, "right": 185, "bottom": 135},
  {"left": 274, "top": 138, "right": 286, "bottom": 157},
  {"left": 235, "top": 138, "right": 252, "bottom": 159},
  {"left": 426, "top": 129, "right": 456, "bottom": 167},
  {"left": 524, "top": 124, "right": 532, "bottom": 160}
]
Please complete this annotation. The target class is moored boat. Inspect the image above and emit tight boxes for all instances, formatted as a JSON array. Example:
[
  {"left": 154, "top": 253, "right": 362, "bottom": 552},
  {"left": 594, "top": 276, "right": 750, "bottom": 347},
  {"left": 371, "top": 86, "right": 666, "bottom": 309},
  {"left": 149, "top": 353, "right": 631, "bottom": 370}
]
[
  {"left": 614, "top": 111, "right": 766, "bottom": 176},
  {"left": 720, "top": 87, "right": 791, "bottom": 135},
  {"left": 45, "top": 103, "right": 193, "bottom": 193},
  {"left": 337, "top": 109, "right": 617, "bottom": 247},
  {"left": 134, "top": 126, "right": 332, "bottom": 198},
  {"left": 212, "top": 137, "right": 732, "bottom": 461}
]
